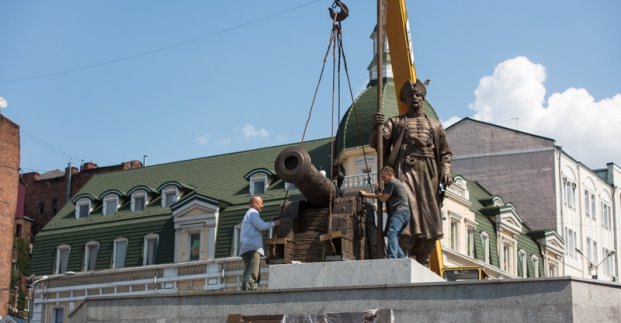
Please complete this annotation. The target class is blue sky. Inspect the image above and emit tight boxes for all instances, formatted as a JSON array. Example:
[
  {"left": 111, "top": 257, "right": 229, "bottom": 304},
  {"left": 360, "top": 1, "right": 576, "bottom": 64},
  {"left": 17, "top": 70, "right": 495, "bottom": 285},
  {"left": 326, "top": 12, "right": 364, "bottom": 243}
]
[{"left": 1, "top": 0, "right": 620, "bottom": 173}]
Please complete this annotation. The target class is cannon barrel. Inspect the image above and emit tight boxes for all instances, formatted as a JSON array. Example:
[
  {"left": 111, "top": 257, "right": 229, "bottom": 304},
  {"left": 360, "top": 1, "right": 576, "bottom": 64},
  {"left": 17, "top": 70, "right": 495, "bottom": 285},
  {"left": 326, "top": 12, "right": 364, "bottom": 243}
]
[{"left": 274, "top": 147, "right": 336, "bottom": 208}]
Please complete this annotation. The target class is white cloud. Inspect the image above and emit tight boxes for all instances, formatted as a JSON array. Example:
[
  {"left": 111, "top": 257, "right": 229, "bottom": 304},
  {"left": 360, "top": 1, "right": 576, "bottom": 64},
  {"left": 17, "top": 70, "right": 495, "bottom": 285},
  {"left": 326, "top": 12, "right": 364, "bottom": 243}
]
[
  {"left": 196, "top": 134, "right": 209, "bottom": 145},
  {"left": 442, "top": 116, "right": 462, "bottom": 128},
  {"left": 468, "top": 56, "right": 621, "bottom": 168},
  {"left": 242, "top": 123, "right": 269, "bottom": 140}
]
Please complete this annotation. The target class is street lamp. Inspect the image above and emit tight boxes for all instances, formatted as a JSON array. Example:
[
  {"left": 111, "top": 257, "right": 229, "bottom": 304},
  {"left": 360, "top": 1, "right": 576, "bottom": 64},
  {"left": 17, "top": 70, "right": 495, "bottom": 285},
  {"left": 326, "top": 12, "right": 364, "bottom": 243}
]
[
  {"left": 576, "top": 248, "right": 616, "bottom": 280},
  {"left": 28, "top": 271, "right": 76, "bottom": 323},
  {"left": 28, "top": 275, "right": 48, "bottom": 323}
]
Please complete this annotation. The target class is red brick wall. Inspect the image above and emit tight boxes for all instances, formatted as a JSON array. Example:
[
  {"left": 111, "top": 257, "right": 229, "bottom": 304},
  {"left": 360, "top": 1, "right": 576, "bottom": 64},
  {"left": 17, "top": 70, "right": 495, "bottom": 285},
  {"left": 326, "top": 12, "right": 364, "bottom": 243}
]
[
  {"left": 23, "top": 160, "right": 142, "bottom": 234},
  {"left": 23, "top": 171, "right": 69, "bottom": 233},
  {"left": 0, "top": 115, "right": 20, "bottom": 317}
]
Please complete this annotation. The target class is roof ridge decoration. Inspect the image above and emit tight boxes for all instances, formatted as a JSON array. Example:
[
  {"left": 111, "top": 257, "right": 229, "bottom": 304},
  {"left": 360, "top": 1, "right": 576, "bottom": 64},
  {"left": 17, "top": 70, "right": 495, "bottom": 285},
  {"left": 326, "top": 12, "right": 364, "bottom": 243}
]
[
  {"left": 98, "top": 189, "right": 126, "bottom": 200},
  {"left": 127, "top": 185, "right": 158, "bottom": 196},
  {"left": 171, "top": 192, "right": 221, "bottom": 214},
  {"left": 157, "top": 180, "right": 195, "bottom": 192},
  {"left": 71, "top": 193, "right": 98, "bottom": 204},
  {"left": 243, "top": 168, "right": 275, "bottom": 181}
]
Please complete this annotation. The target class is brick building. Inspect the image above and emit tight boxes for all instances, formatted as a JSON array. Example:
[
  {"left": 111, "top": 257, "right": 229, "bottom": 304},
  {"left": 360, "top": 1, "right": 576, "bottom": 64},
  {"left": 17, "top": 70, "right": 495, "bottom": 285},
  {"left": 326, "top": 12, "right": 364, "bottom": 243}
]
[
  {"left": 23, "top": 160, "right": 143, "bottom": 235},
  {"left": 0, "top": 114, "right": 20, "bottom": 317}
]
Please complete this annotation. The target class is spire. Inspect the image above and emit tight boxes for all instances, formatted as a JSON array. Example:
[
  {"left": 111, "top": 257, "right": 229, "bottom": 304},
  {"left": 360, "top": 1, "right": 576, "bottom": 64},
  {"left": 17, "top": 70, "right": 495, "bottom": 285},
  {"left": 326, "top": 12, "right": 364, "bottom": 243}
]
[{"left": 367, "top": 26, "right": 393, "bottom": 84}]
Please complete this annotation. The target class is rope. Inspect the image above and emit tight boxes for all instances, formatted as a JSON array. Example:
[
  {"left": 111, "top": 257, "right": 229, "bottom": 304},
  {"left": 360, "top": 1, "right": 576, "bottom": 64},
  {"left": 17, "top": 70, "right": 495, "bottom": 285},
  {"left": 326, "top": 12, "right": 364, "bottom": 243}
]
[
  {"left": 336, "top": 24, "right": 374, "bottom": 191},
  {"left": 279, "top": 11, "right": 339, "bottom": 218},
  {"left": 299, "top": 19, "right": 337, "bottom": 144},
  {"left": 281, "top": 1, "right": 375, "bottom": 220}
]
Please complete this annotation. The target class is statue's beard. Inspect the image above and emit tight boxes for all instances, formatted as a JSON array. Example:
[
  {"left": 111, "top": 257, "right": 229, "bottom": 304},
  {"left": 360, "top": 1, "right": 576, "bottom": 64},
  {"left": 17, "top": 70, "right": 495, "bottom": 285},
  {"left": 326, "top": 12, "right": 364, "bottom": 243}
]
[{"left": 408, "top": 104, "right": 421, "bottom": 115}]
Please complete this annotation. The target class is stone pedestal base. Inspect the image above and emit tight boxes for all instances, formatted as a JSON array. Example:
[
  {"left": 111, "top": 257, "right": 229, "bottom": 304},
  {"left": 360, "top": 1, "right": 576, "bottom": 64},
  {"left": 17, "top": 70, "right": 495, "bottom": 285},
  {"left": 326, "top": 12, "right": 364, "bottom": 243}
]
[{"left": 268, "top": 258, "right": 444, "bottom": 289}]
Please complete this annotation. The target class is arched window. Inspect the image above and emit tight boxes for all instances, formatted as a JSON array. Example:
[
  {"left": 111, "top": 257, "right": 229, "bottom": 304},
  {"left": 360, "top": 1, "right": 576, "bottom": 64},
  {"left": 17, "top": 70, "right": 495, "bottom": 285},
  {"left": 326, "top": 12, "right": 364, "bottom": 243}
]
[
  {"left": 143, "top": 233, "right": 159, "bottom": 266},
  {"left": 102, "top": 195, "right": 119, "bottom": 216},
  {"left": 131, "top": 190, "right": 148, "bottom": 212},
  {"left": 250, "top": 173, "right": 268, "bottom": 195},
  {"left": 562, "top": 168, "right": 576, "bottom": 210},
  {"left": 55, "top": 244, "right": 71, "bottom": 274},
  {"left": 161, "top": 186, "right": 179, "bottom": 208},
  {"left": 481, "top": 232, "right": 490, "bottom": 264},
  {"left": 112, "top": 237, "right": 128, "bottom": 269},
  {"left": 75, "top": 198, "right": 92, "bottom": 219},
  {"left": 83, "top": 241, "right": 99, "bottom": 271},
  {"left": 519, "top": 250, "right": 527, "bottom": 278},
  {"left": 531, "top": 256, "right": 540, "bottom": 278},
  {"left": 232, "top": 223, "right": 242, "bottom": 257}
]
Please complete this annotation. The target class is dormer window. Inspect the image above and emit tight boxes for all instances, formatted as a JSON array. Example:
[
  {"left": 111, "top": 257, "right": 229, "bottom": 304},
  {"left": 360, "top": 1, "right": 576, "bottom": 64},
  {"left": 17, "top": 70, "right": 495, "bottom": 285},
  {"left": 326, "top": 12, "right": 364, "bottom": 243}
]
[
  {"left": 128, "top": 186, "right": 155, "bottom": 212},
  {"left": 250, "top": 173, "right": 268, "bottom": 195},
  {"left": 158, "top": 181, "right": 191, "bottom": 208},
  {"left": 244, "top": 168, "right": 274, "bottom": 196},
  {"left": 162, "top": 188, "right": 179, "bottom": 208},
  {"left": 75, "top": 198, "right": 91, "bottom": 219},
  {"left": 103, "top": 195, "right": 119, "bottom": 215},
  {"left": 132, "top": 191, "right": 147, "bottom": 212}
]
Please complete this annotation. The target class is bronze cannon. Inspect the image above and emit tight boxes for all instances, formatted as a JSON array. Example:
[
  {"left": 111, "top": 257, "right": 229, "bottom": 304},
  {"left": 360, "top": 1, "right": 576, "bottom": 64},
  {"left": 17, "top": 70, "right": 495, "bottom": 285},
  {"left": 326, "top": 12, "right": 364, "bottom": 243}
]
[
  {"left": 268, "top": 146, "right": 377, "bottom": 263},
  {"left": 274, "top": 146, "right": 337, "bottom": 208}
]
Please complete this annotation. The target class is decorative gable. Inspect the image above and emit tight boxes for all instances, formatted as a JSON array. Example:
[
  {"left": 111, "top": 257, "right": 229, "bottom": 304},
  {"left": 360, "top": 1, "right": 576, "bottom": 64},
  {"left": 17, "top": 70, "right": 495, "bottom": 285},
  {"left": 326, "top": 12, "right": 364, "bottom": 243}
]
[
  {"left": 171, "top": 194, "right": 220, "bottom": 262},
  {"left": 447, "top": 176, "right": 470, "bottom": 203},
  {"left": 497, "top": 204, "right": 523, "bottom": 237},
  {"left": 536, "top": 230, "right": 565, "bottom": 257}
]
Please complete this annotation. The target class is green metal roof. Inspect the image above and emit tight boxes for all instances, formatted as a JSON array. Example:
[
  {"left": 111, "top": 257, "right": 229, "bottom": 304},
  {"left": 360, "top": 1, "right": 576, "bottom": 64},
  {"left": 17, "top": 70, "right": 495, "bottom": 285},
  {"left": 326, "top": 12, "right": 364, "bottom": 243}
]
[
  {"left": 335, "top": 78, "right": 438, "bottom": 151},
  {"left": 466, "top": 179, "right": 543, "bottom": 277},
  {"left": 31, "top": 138, "right": 332, "bottom": 274}
]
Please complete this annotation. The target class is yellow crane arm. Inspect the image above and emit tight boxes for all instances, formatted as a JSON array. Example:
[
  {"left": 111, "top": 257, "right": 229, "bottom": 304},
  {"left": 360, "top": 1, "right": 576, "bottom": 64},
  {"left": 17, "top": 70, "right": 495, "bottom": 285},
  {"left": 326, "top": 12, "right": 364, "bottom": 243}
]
[
  {"left": 385, "top": 0, "right": 417, "bottom": 115},
  {"left": 386, "top": 0, "right": 444, "bottom": 277}
]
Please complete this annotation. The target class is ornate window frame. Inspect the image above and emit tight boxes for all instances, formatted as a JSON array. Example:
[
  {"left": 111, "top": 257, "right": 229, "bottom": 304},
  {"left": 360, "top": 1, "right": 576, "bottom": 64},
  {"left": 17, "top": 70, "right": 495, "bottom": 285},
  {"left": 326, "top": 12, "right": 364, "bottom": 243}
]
[
  {"left": 55, "top": 244, "right": 71, "bottom": 275},
  {"left": 112, "top": 237, "right": 128, "bottom": 269},
  {"left": 75, "top": 198, "right": 92, "bottom": 219},
  {"left": 143, "top": 233, "right": 159, "bottom": 266},
  {"left": 83, "top": 241, "right": 99, "bottom": 271},
  {"left": 519, "top": 250, "right": 527, "bottom": 278},
  {"left": 481, "top": 232, "right": 490, "bottom": 264}
]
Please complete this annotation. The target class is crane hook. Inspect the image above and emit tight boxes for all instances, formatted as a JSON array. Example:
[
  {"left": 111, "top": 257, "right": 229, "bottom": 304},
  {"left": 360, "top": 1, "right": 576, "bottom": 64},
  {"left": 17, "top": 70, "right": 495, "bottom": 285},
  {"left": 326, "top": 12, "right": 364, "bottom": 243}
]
[{"left": 329, "top": 0, "right": 349, "bottom": 22}]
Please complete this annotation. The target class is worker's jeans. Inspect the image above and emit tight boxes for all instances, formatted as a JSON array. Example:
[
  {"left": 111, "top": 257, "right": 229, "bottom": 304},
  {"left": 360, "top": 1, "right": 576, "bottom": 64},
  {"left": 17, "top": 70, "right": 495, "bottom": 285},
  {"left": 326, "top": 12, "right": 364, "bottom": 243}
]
[
  {"left": 385, "top": 209, "right": 410, "bottom": 258},
  {"left": 241, "top": 250, "right": 261, "bottom": 290}
]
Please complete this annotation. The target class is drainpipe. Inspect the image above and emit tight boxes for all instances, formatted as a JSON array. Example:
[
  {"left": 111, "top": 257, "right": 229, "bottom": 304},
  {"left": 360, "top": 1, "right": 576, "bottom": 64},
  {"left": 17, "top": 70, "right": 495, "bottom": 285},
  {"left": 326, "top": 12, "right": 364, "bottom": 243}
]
[
  {"left": 557, "top": 148, "right": 566, "bottom": 277},
  {"left": 65, "top": 159, "right": 72, "bottom": 203},
  {"left": 612, "top": 184, "right": 619, "bottom": 281}
]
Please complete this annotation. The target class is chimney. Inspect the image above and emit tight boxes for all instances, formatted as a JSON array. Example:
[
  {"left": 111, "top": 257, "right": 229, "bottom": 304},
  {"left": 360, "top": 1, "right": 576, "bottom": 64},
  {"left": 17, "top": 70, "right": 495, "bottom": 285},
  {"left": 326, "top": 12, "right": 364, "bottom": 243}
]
[{"left": 81, "top": 162, "right": 98, "bottom": 170}]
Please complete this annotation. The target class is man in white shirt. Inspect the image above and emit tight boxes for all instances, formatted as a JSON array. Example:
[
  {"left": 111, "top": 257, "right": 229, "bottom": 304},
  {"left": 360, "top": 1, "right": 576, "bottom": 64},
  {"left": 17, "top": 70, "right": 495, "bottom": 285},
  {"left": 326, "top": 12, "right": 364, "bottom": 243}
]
[{"left": 239, "top": 196, "right": 280, "bottom": 290}]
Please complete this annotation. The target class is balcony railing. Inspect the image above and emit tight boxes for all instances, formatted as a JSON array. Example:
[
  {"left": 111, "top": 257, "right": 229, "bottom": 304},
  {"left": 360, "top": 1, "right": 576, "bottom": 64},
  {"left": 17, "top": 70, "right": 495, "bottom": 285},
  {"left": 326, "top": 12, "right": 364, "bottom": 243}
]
[
  {"left": 341, "top": 173, "right": 377, "bottom": 189},
  {"left": 29, "top": 257, "right": 265, "bottom": 323}
]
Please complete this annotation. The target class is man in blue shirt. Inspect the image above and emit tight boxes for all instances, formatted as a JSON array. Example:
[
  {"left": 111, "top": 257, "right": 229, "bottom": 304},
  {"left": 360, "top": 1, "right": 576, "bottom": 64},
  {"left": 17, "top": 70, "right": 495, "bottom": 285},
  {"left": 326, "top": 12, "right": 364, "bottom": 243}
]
[
  {"left": 239, "top": 196, "right": 280, "bottom": 290},
  {"left": 359, "top": 166, "right": 410, "bottom": 258}
]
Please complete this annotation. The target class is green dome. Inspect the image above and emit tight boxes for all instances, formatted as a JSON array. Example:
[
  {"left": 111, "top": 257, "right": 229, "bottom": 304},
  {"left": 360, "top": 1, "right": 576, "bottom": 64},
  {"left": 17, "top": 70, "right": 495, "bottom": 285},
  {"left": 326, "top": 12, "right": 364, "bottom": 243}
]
[{"left": 335, "top": 78, "right": 438, "bottom": 152}]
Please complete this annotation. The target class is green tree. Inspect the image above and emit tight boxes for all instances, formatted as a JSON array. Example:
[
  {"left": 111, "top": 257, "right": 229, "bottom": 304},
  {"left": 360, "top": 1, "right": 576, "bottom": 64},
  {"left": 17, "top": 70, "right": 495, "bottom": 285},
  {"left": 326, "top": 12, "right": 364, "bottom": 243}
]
[{"left": 10, "top": 237, "right": 31, "bottom": 318}]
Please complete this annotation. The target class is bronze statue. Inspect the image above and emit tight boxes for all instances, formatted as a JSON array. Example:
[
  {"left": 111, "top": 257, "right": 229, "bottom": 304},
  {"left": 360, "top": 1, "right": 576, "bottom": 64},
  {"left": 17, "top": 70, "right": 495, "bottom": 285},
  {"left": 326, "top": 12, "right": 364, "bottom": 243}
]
[{"left": 370, "top": 79, "right": 453, "bottom": 265}]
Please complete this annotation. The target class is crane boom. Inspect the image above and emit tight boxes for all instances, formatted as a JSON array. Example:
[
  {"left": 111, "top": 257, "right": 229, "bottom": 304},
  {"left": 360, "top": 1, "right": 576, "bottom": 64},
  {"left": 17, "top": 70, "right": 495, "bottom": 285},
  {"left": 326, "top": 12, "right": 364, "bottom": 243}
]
[
  {"left": 385, "top": 0, "right": 417, "bottom": 115},
  {"left": 384, "top": 1, "right": 486, "bottom": 279}
]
